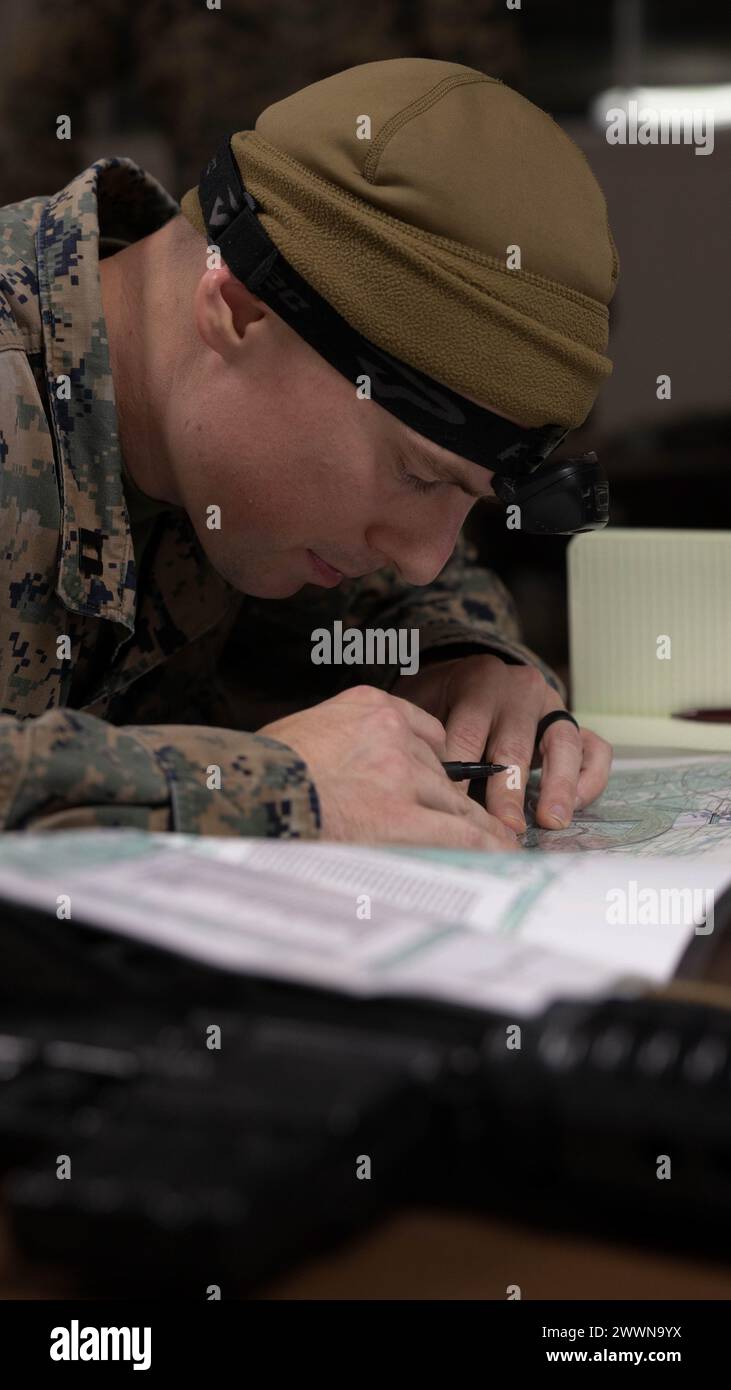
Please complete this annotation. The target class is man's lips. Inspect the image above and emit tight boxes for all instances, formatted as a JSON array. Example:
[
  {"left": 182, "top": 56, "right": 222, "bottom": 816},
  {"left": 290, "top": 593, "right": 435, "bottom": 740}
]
[
  {"left": 307, "top": 549, "right": 383, "bottom": 584},
  {"left": 307, "top": 549, "right": 345, "bottom": 585}
]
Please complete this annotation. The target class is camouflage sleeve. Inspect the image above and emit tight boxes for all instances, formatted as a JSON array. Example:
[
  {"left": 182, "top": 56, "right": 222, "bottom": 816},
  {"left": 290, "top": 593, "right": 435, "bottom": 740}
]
[
  {"left": 340, "top": 533, "right": 567, "bottom": 700},
  {"left": 0, "top": 710, "right": 320, "bottom": 838}
]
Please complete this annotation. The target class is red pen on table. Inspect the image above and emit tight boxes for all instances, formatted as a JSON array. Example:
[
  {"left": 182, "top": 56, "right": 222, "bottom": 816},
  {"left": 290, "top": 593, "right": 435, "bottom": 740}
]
[{"left": 672, "top": 709, "right": 731, "bottom": 724}]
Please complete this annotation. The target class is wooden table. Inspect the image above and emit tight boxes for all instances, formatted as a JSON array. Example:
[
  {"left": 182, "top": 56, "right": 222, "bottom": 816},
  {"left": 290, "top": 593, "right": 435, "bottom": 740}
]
[{"left": 4, "top": 1204, "right": 731, "bottom": 1301}]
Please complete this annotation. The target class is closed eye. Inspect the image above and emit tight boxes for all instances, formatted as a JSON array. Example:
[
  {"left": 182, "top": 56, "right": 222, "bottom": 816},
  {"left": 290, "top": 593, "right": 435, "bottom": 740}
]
[
  {"left": 396, "top": 442, "right": 490, "bottom": 499},
  {"left": 396, "top": 456, "right": 444, "bottom": 495}
]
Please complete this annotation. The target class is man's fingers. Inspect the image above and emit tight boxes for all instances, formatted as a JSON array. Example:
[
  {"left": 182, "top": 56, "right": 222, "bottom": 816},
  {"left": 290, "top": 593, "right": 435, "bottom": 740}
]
[
  {"left": 574, "top": 731, "right": 613, "bottom": 809},
  {"left": 383, "top": 806, "right": 522, "bottom": 853},
  {"left": 407, "top": 744, "right": 520, "bottom": 846},
  {"left": 456, "top": 793, "right": 520, "bottom": 847},
  {"left": 443, "top": 702, "right": 491, "bottom": 764},
  {"left": 483, "top": 722, "right": 536, "bottom": 831},
  {"left": 535, "top": 718, "right": 584, "bottom": 828},
  {"left": 383, "top": 692, "right": 449, "bottom": 759},
  {"left": 408, "top": 756, "right": 482, "bottom": 818},
  {"left": 483, "top": 678, "right": 548, "bottom": 832}
]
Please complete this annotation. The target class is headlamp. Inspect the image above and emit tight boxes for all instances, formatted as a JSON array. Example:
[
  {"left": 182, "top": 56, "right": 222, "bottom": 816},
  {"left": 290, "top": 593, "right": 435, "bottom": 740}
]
[{"left": 491, "top": 452, "right": 609, "bottom": 534}]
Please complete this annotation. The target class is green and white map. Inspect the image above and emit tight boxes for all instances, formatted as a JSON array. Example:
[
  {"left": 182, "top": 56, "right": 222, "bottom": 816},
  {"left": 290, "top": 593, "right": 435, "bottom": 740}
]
[
  {"left": 523, "top": 758, "right": 731, "bottom": 858},
  {"left": 1, "top": 760, "right": 730, "bottom": 1015}
]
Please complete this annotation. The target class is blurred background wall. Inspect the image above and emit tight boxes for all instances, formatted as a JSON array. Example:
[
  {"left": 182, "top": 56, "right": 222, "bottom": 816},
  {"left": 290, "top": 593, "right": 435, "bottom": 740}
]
[{"left": 1, "top": 0, "right": 728, "bottom": 688}]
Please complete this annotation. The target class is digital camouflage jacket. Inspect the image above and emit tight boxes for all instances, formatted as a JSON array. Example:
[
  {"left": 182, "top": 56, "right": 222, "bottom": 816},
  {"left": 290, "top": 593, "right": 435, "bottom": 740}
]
[{"left": 0, "top": 157, "right": 562, "bottom": 838}]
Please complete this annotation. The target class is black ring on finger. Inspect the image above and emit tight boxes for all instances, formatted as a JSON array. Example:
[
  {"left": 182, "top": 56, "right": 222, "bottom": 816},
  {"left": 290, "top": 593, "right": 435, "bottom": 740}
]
[{"left": 534, "top": 709, "right": 580, "bottom": 753}]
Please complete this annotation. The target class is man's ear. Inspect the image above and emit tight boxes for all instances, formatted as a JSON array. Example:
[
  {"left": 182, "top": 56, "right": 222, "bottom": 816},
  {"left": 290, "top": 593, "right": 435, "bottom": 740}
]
[{"left": 193, "top": 267, "right": 266, "bottom": 360}]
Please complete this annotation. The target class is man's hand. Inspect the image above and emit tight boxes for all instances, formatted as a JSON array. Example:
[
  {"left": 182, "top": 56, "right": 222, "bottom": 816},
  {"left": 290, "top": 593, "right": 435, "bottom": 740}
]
[
  {"left": 258, "top": 684, "right": 520, "bottom": 851},
  {"left": 390, "top": 654, "right": 612, "bottom": 835}
]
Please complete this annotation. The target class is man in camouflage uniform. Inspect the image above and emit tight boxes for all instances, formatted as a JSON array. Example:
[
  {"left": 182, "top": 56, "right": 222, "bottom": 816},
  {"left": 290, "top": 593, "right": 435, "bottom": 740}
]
[{"left": 0, "top": 61, "right": 615, "bottom": 844}]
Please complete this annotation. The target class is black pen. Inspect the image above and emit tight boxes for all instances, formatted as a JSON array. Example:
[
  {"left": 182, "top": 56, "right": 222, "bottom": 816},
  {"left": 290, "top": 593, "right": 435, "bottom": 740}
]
[{"left": 442, "top": 761, "right": 510, "bottom": 781}]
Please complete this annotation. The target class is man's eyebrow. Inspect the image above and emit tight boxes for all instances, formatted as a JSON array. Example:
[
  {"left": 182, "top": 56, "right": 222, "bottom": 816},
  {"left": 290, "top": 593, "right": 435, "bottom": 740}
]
[{"left": 402, "top": 441, "right": 490, "bottom": 498}]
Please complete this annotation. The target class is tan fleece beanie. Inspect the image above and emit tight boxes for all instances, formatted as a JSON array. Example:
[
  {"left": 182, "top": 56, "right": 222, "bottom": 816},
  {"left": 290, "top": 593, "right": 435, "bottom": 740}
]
[{"left": 181, "top": 58, "right": 619, "bottom": 430}]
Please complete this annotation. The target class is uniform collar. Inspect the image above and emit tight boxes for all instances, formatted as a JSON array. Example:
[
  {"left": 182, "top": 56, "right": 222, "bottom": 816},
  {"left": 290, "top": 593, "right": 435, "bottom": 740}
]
[{"left": 36, "top": 157, "right": 205, "bottom": 633}]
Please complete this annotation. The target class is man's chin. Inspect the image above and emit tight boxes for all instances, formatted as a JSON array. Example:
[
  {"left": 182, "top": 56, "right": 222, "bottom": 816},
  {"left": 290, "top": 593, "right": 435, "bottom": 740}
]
[
  {"left": 246, "top": 579, "right": 309, "bottom": 599},
  {"left": 227, "top": 570, "right": 309, "bottom": 600},
  {"left": 202, "top": 554, "right": 294, "bottom": 599}
]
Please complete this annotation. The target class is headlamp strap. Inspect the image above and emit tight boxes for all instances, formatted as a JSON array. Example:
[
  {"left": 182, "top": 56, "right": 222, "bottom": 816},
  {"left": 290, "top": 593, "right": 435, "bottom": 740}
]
[{"left": 196, "top": 138, "right": 569, "bottom": 475}]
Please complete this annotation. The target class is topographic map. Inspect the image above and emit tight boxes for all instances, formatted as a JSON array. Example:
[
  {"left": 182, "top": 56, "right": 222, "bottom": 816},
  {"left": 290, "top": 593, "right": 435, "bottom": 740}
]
[{"left": 523, "top": 759, "right": 731, "bottom": 859}]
